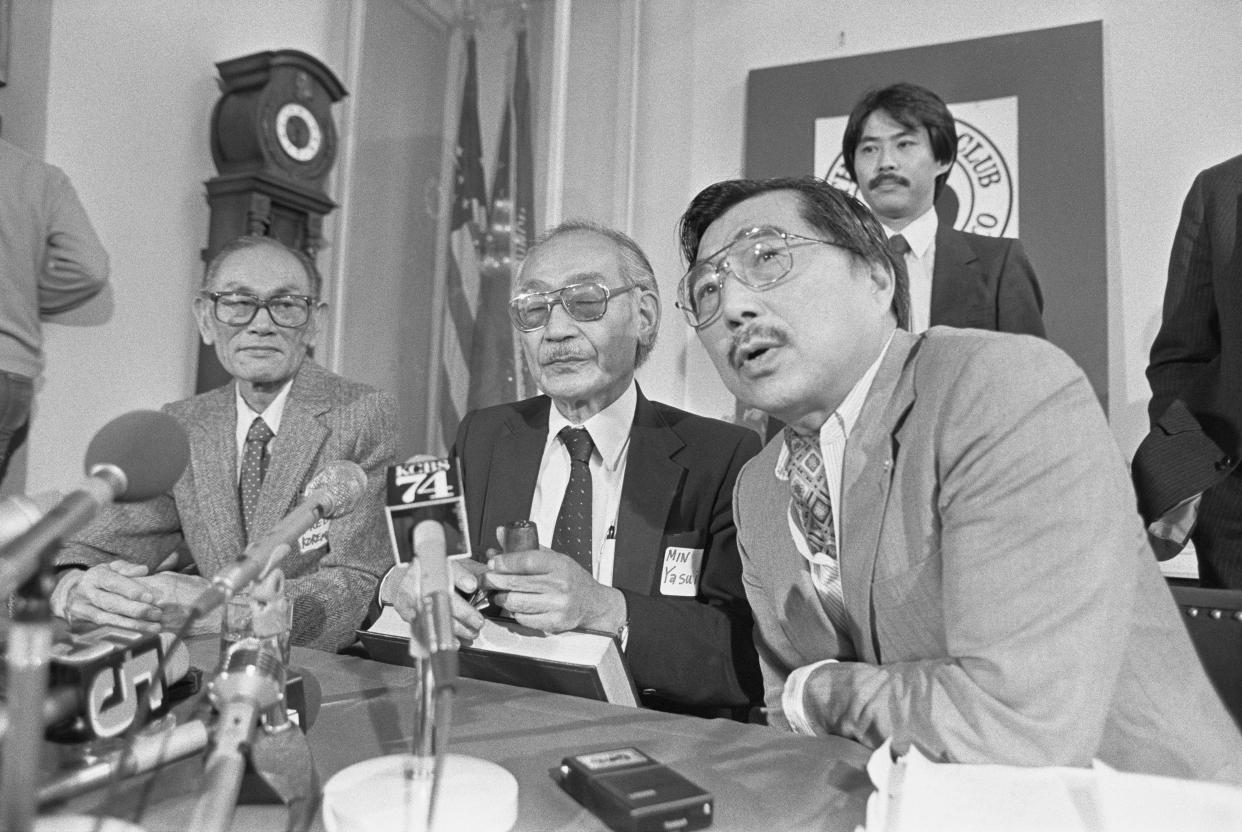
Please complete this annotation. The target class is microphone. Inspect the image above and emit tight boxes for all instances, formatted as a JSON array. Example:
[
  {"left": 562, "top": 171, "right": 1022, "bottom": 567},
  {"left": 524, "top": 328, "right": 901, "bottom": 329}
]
[
  {"left": 0, "top": 492, "right": 61, "bottom": 549},
  {"left": 413, "top": 519, "right": 457, "bottom": 691},
  {"left": 191, "top": 641, "right": 286, "bottom": 832},
  {"left": 188, "top": 460, "right": 368, "bottom": 619},
  {"left": 0, "top": 410, "right": 190, "bottom": 597},
  {"left": 37, "top": 719, "right": 209, "bottom": 806}
]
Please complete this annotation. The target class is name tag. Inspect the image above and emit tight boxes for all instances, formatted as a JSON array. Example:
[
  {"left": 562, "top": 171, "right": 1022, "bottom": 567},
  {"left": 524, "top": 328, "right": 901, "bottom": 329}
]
[
  {"left": 299, "top": 517, "right": 329, "bottom": 555},
  {"left": 659, "top": 546, "right": 702, "bottom": 596}
]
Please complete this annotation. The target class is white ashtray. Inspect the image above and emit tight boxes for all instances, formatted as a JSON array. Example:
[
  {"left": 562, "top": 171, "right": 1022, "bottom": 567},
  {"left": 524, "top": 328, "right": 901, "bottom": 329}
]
[{"left": 323, "top": 753, "right": 518, "bottom": 832}]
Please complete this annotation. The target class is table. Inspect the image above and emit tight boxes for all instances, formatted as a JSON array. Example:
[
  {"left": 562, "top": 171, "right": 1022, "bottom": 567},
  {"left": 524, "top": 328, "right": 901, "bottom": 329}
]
[{"left": 61, "top": 638, "right": 873, "bottom": 831}]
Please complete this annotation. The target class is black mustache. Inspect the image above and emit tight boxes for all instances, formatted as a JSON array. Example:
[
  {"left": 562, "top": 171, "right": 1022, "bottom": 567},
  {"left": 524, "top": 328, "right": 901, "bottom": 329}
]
[
  {"left": 867, "top": 173, "right": 909, "bottom": 189},
  {"left": 728, "top": 324, "right": 786, "bottom": 367}
]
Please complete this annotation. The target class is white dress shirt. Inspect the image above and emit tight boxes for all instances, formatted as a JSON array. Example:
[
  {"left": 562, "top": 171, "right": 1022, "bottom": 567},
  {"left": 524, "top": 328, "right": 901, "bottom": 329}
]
[
  {"left": 529, "top": 381, "right": 635, "bottom": 586},
  {"left": 233, "top": 380, "right": 292, "bottom": 482},
  {"left": 885, "top": 206, "right": 938, "bottom": 334},
  {"left": 779, "top": 333, "right": 894, "bottom": 735}
]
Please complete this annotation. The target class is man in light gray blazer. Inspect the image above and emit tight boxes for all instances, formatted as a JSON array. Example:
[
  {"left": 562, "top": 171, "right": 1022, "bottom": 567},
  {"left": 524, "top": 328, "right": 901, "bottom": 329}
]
[
  {"left": 675, "top": 175, "right": 1242, "bottom": 782},
  {"left": 51, "top": 236, "right": 396, "bottom": 652}
]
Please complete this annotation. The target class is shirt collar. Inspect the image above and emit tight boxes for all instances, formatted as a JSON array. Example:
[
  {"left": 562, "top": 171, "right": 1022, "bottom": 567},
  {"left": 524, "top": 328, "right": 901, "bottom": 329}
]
[
  {"left": 776, "top": 331, "right": 895, "bottom": 479},
  {"left": 235, "top": 379, "right": 293, "bottom": 435},
  {"left": 884, "top": 206, "right": 938, "bottom": 258},
  {"left": 546, "top": 380, "right": 637, "bottom": 471}
]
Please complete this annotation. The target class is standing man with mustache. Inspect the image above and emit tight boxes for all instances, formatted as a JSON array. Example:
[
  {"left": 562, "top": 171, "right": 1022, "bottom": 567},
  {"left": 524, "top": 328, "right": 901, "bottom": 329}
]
[
  {"left": 841, "top": 82, "right": 1045, "bottom": 336},
  {"left": 428, "top": 221, "right": 762, "bottom": 718},
  {"left": 675, "top": 175, "right": 1241, "bottom": 779}
]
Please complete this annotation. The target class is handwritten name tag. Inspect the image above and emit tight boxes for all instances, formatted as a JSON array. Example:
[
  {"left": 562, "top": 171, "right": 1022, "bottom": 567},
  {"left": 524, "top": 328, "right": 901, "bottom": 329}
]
[
  {"left": 299, "top": 517, "right": 329, "bottom": 555},
  {"left": 659, "top": 546, "right": 703, "bottom": 596}
]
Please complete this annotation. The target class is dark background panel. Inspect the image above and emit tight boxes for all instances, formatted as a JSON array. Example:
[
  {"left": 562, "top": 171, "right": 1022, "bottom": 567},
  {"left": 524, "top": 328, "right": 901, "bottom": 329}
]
[{"left": 745, "top": 22, "right": 1107, "bottom": 409}]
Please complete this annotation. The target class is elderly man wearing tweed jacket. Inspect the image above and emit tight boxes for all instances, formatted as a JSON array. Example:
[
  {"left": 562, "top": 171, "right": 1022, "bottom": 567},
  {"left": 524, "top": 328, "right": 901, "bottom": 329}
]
[{"left": 50, "top": 236, "right": 396, "bottom": 652}]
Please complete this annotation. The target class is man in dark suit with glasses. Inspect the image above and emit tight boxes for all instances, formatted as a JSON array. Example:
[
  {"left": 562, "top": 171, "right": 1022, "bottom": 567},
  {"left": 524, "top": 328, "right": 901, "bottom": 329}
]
[{"left": 430, "top": 220, "right": 762, "bottom": 717}]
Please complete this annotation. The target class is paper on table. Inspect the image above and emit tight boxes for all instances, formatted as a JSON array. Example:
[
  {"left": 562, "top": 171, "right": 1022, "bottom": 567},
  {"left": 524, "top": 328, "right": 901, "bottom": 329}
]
[
  {"left": 862, "top": 740, "right": 1242, "bottom": 832},
  {"left": 863, "top": 740, "right": 1088, "bottom": 832}
]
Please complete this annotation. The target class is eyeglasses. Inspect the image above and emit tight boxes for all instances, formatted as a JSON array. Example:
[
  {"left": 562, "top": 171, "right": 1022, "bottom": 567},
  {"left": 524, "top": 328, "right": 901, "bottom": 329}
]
[
  {"left": 508, "top": 281, "right": 640, "bottom": 332},
  {"left": 203, "top": 292, "right": 317, "bottom": 328},
  {"left": 676, "top": 226, "right": 856, "bottom": 329}
]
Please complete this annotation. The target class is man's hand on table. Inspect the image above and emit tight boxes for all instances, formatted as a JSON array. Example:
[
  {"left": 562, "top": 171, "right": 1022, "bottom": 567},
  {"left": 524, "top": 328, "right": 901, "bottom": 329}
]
[
  {"left": 135, "top": 571, "right": 221, "bottom": 636},
  {"left": 51, "top": 561, "right": 221, "bottom": 636},
  {"left": 394, "top": 556, "right": 488, "bottom": 641},
  {"left": 51, "top": 560, "right": 163, "bottom": 632}
]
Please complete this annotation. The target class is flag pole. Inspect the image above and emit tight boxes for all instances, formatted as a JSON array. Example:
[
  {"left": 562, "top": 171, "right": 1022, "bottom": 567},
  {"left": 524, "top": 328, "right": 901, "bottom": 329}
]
[{"left": 425, "top": 6, "right": 470, "bottom": 453}]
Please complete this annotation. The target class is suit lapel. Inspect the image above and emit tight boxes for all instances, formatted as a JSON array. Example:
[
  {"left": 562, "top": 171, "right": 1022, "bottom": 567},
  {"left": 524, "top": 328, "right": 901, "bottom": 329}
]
[
  {"left": 256, "top": 363, "right": 329, "bottom": 537},
  {"left": 841, "top": 331, "right": 919, "bottom": 662},
  {"left": 479, "top": 400, "right": 546, "bottom": 550},
  {"left": 187, "top": 384, "right": 245, "bottom": 570},
  {"left": 931, "top": 226, "right": 988, "bottom": 328},
  {"left": 613, "top": 389, "right": 683, "bottom": 594}
]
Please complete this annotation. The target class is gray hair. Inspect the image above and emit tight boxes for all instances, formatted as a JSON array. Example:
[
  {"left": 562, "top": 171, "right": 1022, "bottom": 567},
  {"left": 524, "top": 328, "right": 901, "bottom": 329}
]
[{"left": 519, "top": 220, "right": 661, "bottom": 366}]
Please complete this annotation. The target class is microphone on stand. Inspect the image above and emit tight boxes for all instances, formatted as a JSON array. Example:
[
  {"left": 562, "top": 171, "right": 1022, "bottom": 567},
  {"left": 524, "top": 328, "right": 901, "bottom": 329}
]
[
  {"left": 186, "top": 460, "right": 368, "bottom": 622},
  {"left": 0, "top": 410, "right": 190, "bottom": 832},
  {"left": 190, "top": 639, "right": 286, "bottom": 832},
  {"left": 408, "top": 518, "right": 457, "bottom": 830},
  {"left": 0, "top": 410, "right": 190, "bottom": 597},
  {"left": 414, "top": 519, "right": 458, "bottom": 692}
]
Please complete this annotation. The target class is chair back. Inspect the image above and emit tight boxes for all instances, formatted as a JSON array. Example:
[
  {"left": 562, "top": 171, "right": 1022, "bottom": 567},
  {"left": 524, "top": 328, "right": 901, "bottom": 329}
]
[{"left": 1170, "top": 584, "right": 1242, "bottom": 729}]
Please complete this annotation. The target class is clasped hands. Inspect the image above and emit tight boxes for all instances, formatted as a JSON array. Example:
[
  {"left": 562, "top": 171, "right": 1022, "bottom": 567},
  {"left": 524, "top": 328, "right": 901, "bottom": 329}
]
[
  {"left": 51, "top": 559, "right": 221, "bottom": 636},
  {"left": 394, "top": 527, "right": 627, "bottom": 642}
]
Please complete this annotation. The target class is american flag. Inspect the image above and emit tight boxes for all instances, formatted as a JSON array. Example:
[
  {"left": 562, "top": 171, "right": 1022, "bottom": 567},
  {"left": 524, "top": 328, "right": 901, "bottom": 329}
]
[{"left": 435, "top": 34, "right": 488, "bottom": 452}]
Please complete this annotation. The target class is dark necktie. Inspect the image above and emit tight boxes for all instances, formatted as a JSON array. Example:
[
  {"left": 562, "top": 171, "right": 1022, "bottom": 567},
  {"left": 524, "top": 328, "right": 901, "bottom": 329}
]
[
  {"left": 239, "top": 416, "right": 274, "bottom": 542},
  {"left": 889, "top": 233, "right": 911, "bottom": 257},
  {"left": 551, "top": 426, "right": 595, "bottom": 572},
  {"left": 784, "top": 426, "right": 848, "bottom": 633}
]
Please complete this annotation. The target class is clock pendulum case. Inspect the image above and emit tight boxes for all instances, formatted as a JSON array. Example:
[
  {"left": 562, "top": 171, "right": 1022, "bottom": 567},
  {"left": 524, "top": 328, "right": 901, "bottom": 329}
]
[{"left": 196, "top": 49, "right": 347, "bottom": 393}]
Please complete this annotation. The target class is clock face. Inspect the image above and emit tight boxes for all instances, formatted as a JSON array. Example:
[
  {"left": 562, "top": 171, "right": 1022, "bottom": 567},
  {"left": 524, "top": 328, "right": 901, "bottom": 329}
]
[{"left": 274, "top": 102, "right": 323, "bottom": 163}]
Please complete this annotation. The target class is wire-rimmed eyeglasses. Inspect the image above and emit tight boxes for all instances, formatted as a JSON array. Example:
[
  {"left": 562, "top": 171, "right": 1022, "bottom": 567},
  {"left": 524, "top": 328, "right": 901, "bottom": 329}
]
[
  {"left": 676, "top": 226, "right": 856, "bottom": 329},
  {"left": 202, "top": 292, "right": 318, "bottom": 328},
  {"left": 509, "top": 281, "right": 640, "bottom": 332}
]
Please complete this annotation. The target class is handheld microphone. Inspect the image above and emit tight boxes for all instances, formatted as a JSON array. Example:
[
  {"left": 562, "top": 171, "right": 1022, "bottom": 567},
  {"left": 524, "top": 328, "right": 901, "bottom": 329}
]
[
  {"left": 0, "top": 410, "right": 190, "bottom": 597},
  {"left": 188, "top": 460, "right": 368, "bottom": 618},
  {"left": 413, "top": 519, "right": 457, "bottom": 691}
]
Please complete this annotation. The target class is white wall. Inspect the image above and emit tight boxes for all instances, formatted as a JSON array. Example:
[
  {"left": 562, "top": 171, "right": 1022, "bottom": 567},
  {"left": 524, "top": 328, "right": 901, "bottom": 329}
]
[{"left": 560, "top": 0, "right": 1242, "bottom": 457}]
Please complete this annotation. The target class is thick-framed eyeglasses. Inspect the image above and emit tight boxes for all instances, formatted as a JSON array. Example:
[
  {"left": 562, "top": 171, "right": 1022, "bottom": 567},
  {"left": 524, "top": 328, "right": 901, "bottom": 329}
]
[
  {"left": 509, "top": 281, "right": 640, "bottom": 332},
  {"left": 202, "top": 292, "right": 317, "bottom": 328},
  {"left": 676, "top": 226, "right": 856, "bottom": 329}
]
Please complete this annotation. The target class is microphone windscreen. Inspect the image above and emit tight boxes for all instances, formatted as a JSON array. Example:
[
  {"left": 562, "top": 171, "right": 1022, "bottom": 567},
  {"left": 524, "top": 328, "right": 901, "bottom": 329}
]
[
  {"left": 310, "top": 460, "right": 368, "bottom": 519},
  {"left": 84, "top": 410, "right": 190, "bottom": 502}
]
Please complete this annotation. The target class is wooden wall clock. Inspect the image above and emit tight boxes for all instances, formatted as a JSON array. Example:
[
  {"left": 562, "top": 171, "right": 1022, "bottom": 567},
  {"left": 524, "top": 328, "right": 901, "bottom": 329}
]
[{"left": 196, "top": 49, "right": 347, "bottom": 393}]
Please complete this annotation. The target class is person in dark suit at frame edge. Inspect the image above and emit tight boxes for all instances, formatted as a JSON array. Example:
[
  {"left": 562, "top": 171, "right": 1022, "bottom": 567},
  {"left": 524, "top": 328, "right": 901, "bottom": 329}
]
[
  {"left": 841, "top": 82, "right": 1045, "bottom": 336},
  {"left": 50, "top": 236, "right": 397, "bottom": 652},
  {"left": 400, "top": 221, "right": 763, "bottom": 718},
  {"left": 1136, "top": 155, "right": 1242, "bottom": 584}
]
